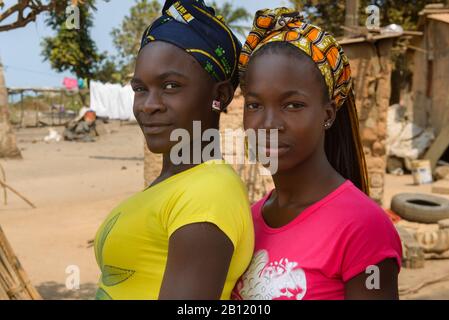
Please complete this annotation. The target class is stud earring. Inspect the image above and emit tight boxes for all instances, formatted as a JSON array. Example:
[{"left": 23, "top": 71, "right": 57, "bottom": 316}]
[
  {"left": 324, "top": 122, "right": 332, "bottom": 129},
  {"left": 212, "top": 100, "right": 221, "bottom": 112}
]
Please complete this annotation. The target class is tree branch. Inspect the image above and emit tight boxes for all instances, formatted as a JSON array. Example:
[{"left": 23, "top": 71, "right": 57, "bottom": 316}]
[{"left": 0, "top": 0, "right": 56, "bottom": 32}]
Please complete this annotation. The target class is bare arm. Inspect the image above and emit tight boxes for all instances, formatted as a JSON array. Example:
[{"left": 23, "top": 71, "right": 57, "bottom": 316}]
[
  {"left": 344, "top": 258, "right": 399, "bottom": 300},
  {"left": 158, "top": 222, "right": 234, "bottom": 300}
]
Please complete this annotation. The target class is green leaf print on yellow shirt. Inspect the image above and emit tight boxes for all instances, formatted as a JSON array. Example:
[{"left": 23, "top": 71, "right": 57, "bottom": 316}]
[
  {"left": 95, "top": 212, "right": 135, "bottom": 287},
  {"left": 102, "top": 265, "right": 136, "bottom": 286}
]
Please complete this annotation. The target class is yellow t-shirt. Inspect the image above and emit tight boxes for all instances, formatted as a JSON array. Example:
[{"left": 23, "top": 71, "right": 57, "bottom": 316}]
[{"left": 94, "top": 159, "right": 254, "bottom": 300}]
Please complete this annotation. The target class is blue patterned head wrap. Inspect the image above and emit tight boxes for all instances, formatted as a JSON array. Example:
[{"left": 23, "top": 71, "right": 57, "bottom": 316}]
[{"left": 140, "top": 0, "right": 242, "bottom": 89}]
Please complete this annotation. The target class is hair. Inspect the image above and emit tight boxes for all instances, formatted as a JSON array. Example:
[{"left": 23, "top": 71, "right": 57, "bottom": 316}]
[{"left": 243, "top": 41, "right": 366, "bottom": 192}]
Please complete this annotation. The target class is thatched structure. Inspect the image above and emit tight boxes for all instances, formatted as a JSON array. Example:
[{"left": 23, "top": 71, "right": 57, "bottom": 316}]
[{"left": 0, "top": 226, "right": 41, "bottom": 300}]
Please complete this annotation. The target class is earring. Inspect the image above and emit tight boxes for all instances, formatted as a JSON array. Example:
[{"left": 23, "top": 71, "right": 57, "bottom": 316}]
[
  {"left": 212, "top": 100, "right": 221, "bottom": 112},
  {"left": 324, "top": 122, "right": 332, "bottom": 129}
]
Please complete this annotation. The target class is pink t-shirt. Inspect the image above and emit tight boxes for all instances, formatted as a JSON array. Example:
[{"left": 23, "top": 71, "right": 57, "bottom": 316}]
[{"left": 232, "top": 180, "right": 402, "bottom": 300}]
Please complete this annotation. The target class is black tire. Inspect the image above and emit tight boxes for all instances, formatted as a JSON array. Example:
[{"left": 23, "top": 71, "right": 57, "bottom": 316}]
[{"left": 391, "top": 193, "right": 449, "bottom": 224}]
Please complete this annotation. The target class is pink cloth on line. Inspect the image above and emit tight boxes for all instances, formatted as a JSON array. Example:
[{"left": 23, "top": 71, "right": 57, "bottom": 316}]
[
  {"left": 232, "top": 180, "right": 402, "bottom": 300},
  {"left": 63, "top": 77, "right": 78, "bottom": 90}
]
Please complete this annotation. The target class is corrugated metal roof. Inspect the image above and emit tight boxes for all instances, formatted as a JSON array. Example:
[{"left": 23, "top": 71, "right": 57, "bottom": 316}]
[{"left": 428, "top": 13, "right": 449, "bottom": 24}]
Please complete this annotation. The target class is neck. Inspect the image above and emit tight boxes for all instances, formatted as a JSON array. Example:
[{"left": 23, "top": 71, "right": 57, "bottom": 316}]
[
  {"left": 271, "top": 145, "right": 344, "bottom": 208},
  {"left": 157, "top": 138, "right": 222, "bottom": 182},
  {"left": 159, "top": 154, "right": 197, "bottom": 179}
]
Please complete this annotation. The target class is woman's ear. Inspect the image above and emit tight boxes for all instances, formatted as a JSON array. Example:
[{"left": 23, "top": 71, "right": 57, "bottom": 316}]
[
  {"left": 213, "top": 80, "right": 234, "bottom": 111},
  {"left": 323, "top": 101, "right": 337, "bottom": 129}
]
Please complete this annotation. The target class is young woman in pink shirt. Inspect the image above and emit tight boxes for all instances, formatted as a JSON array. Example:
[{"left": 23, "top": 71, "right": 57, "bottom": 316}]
[{"left": 232, "top": 8, "right": 402, "bottom": 300}]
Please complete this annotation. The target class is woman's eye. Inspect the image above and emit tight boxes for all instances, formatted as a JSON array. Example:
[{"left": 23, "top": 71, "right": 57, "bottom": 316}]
[
  {"left": 133, "top": 87, "right": 146, "bottom": 93},
  {"left": 285, "top": 103, "right": 305, "bottom": 110},
  {"left": 164, "top": 83, "right": 179, "bottom": 90},
  {"left": 246, "top": 103, "right": 260, "bottom": 110}
]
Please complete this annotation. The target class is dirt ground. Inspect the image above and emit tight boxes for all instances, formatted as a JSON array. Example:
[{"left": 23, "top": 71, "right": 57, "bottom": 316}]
[{"left": 1, "top": 122, "right": 448, "bottom": 300}]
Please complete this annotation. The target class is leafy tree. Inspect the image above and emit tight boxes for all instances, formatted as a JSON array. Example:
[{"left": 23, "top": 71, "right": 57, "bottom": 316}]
[
  {"left": 110, "top": 0, "right": 160, "bottom": 82},
  {"left": 363, "top": 0, "right": 448, "bottom": 31},
  {"left": 41, "top": 0, "right": 104, "bottom": 80},
  {"left": 211, "top": 1, "right": 251, "bottom": 37},
  {"left": 95, "top": 59, "right": 123, "bottom": 84},
  {"left": 288, "top": 0, "right": 345, "bottom": 37}
]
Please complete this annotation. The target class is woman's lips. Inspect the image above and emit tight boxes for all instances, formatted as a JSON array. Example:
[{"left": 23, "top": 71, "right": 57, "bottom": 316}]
[
  {"left": 142, "top": 123, "right": 173, "bottom": 135},
  {"left": 258, "top": 145, "right": 291, "bottom": 157}
]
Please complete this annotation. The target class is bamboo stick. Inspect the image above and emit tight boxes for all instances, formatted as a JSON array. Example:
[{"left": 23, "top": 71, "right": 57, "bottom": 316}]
[
  {"left": 0, "top": 178, "right": 35, "bottom": 208},
  {"left": 0, "top": 163, "right": 6, "bottom": 205}
]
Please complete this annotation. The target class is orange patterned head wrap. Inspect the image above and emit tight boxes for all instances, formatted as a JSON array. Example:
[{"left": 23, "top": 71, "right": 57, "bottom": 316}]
[{"left": 239, "top": 7, "right": 369, "bottom": 194}]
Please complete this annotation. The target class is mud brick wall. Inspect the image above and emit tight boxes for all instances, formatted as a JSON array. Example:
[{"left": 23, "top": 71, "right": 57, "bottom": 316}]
[
  {"left": 411, "top": 16, "right": 449, "bottom": 136},
  {"left": 342, "top": 38, "right": 395, "bottom": 205}
]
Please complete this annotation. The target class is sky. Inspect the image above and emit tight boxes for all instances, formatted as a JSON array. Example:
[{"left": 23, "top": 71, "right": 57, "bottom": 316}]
[{"left": 0, "top": 0, "right": 288, "bottom": 88}]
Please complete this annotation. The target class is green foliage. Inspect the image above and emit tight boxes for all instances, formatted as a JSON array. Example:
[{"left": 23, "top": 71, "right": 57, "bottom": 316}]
[
  {"left": 41, "top": 0, "right": 104, "bottom": 80},
  {"left": 112, "top": 0, "right": 161, "bottom": 63},
  {"left": 288, "top": 0, "right": 345, "bottom": 37},
  {"left": 95, "top": 59, "right": 123, "bottom": 84},
  {"left": 363, "top": 0, "right": 448, "bottom": 31},
  {"left": 210, "top": 1, "right": 251, "bottom": 37},
  {"left": 110, "top": 0, "right": 161, "bottom": 83}
]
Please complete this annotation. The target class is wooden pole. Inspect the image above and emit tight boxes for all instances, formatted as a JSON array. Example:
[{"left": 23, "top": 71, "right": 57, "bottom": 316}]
[
  {"left": 345, "top": 0, "right": 359, "bottom": 37},
  {"left": 0, "top": 163, "right": 6, "bottom": 205},
  {"left": 20, "top": 91, "right": 24, "bottom": 128}
]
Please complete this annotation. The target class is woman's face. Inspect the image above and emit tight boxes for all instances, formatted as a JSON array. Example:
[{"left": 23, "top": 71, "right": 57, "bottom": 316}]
[
  {"left": 243, "top": 51, "right": 333, "bottom": 173},
  {"left": 132, "top": 41, "right": 217, "bottom": 154}
]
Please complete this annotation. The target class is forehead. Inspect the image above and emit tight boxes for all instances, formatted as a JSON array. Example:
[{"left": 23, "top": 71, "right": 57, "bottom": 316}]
[
  {"left": 135, "top": 41, "right": 203, "bottom": 77},
  {"left": 245, "top": 52, "right": 323, "bottom": 94}
]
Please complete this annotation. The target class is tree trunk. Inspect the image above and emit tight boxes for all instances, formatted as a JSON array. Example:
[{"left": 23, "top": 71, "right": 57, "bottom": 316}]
[
  {"left": 0, "top": 58, "right": 22, "bottom": 159},
  {"left": 345, "top": 0, "right": 359, "bottom": 37}
]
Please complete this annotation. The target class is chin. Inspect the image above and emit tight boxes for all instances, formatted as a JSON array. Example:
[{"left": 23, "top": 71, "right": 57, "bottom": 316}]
[
  {"left": 145, "top": 138, "right": 170, "bottom": 154},
  {"left": 262, "top": 157, "right": 304, "bottom": 175}
]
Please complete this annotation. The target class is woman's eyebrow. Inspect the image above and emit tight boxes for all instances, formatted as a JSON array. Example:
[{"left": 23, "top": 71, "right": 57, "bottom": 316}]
[
  {"left": 130, "top": 78, "right": 144, "bottom": 86},
  {"left": 131, "top": 71, "right": 188, "bottom": 85},
  {"left": 245, "top": 89, "right": 309, "bottom": 100},
  {"left": 156, "top": 70, "right": 188, "bottom": 80},
  {"left": 279, "top": 90, "right": 309, "bottom": 99},
  {"left": 245, "top": 92, "right": 260, "bottom": 99}
]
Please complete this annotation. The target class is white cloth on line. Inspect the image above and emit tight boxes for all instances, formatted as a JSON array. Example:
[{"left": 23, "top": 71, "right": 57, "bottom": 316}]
[{"left": 89, "top": 81, "right": 135, "bottom": 121}]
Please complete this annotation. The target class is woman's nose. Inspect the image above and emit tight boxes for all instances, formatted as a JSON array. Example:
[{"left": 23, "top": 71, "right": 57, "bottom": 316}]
[
  {"left": 138, "top": 92, "right": 166, "bottom": 114},
  {"left": 262, "top": 108, "right": 284, "bottom": 131}
]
